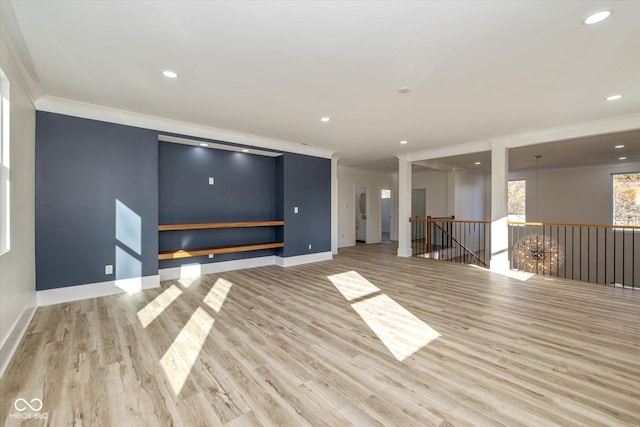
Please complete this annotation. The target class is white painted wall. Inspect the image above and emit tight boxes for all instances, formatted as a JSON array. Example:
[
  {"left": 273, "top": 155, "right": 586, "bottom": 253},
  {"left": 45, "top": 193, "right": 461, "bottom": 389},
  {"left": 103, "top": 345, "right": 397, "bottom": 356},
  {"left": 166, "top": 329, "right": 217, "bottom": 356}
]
[
  {"left": 509, "top": 163, "right": 640, "bottom": 224},
  {"left": 412, "top": 169, "right": 449, "bottom": 217},
  {"left": 454, "top": 170, "right": 486, "bottom": 221},
  {"left": 412, "top": 168, "right": 486, "bottom": 221},
  {"left": 0, "top": 27, "right": 37, "bottom": 375},
  {"left": 337, "top": 166, "right": 398, "bottom": 247}
]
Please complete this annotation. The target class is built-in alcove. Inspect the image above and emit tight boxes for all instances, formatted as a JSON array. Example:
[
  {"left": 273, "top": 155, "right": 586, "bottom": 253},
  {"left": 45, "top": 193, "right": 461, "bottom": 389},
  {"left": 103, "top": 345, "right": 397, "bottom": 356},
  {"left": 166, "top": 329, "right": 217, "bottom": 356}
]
[{"left": 158, "top": 139, "right": 284, "bottom": 269}]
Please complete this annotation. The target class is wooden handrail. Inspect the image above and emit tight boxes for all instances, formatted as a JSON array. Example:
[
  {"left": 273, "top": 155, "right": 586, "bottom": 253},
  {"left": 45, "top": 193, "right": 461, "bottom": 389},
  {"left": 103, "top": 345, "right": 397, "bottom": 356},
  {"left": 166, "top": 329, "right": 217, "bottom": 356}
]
[
  {"left": 507, "top": 221, "right": 640, "bottom": 230},
  {"left": 432, "top": 222, "right": 487, "bottom": 267},
  {"left": 159, "top": 220, "right": 284, "bottom": 231},
  {"left": 410, "top": 217, "right": 490, "bottom": 224}
]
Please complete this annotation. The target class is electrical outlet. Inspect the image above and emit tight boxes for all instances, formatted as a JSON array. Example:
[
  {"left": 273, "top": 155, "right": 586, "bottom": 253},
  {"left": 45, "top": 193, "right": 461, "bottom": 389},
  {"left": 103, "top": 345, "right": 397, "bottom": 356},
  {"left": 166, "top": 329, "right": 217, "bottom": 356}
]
[
  {"left": 294, "top": 206, "right": 299, "bottom": 213},
  {"left": 208, "top": 254, "right": 214, "bottom": 259},
  {"left": 208, "top": 177, "right": 214, "bottom": 185},
  {"left": 105, "top": 264, "right": 113, "bottom": 275},
  {"left": 308, "top": 244, "right": 312, "bottom": 250}
]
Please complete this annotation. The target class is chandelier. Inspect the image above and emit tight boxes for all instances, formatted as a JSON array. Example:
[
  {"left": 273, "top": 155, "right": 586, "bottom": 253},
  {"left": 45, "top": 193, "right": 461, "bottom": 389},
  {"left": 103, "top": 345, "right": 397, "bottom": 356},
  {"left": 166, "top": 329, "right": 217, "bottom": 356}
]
[
  {"left": 511, "top": 155, "right": 564, "bottom": 275},
  {"left": 512, "top": 233, "right": 563, "bottom": 275}
]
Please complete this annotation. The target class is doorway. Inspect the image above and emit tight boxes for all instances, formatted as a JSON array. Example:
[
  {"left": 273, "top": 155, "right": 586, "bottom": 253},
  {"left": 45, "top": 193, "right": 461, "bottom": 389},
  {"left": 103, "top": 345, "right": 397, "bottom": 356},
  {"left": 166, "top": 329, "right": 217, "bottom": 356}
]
[
  {"left": 355, "top": 186, "right": 367, "bottom": 243},
  {"left": 381, "top": 189, "right": 392, "bottom": 242}
]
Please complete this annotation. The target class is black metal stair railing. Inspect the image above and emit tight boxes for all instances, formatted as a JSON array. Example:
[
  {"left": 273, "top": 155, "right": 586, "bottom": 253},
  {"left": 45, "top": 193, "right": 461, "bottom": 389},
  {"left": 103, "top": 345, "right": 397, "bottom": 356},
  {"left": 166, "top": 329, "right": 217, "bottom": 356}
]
[
  {"left": 410, "top": 216, "right": 489, "bottom": 267},
  {"left": 508, "top": 221, "right": 639, "bottom": 289}
]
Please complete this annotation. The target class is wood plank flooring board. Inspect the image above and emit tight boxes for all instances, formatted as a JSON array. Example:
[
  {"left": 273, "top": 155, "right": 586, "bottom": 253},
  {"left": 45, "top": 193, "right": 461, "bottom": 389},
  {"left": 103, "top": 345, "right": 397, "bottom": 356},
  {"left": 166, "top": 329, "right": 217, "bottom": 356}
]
[{"left": 2, "top": 242, "right": 640, "bottom": 426}]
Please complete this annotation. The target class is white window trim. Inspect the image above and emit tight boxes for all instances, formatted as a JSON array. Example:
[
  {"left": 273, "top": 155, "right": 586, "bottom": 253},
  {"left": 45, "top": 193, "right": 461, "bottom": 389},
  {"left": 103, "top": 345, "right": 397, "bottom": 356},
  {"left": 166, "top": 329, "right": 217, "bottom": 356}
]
[{"left": 0, "top": 67, "right": 10, "bottom": 256}]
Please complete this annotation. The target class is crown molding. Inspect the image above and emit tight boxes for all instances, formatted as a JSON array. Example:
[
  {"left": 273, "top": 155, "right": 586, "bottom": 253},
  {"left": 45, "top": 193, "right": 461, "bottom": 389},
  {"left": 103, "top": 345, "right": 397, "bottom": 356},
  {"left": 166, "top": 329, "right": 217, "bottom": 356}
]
[
  {"left": 503, "top": 113, "right": 640, "bottom": 148},
  {"left": 35, "top": 95, "right": 336, "bottom": 159},
  {"left": 404, "top": 139, "right": 491, "bottom": 163},
  {"left": 0, "top": 2, "right": 44, "bottom": 105},
  {"left": 404, "top": 113, "right": 640, "bottom": 163}
]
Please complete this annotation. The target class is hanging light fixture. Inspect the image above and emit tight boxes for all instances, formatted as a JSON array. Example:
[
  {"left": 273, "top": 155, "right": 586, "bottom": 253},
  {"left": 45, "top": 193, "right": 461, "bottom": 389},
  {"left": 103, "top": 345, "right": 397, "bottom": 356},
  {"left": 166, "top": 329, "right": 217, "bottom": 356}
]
[{"left": 512, "top": 155, "right": 564, "bottom": 275}]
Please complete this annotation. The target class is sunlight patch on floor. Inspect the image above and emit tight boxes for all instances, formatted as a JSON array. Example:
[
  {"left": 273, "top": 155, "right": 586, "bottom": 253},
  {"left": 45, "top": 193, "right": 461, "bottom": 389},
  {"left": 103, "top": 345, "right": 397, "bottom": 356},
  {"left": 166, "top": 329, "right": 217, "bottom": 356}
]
[
  {"left": 204, "top": 278, "right": 233, "bottom": 312},
  {"left": 137, "top": 284, "right": 183, "bottom": 328},
  {"left": 328, "top": 270, "right": 380, "bottom": 301},
  {"left": 328, "top": 271, "right": 440, "bottom": 361},
  {"left": 473, "top": 263, "right": 535, "bottom": 281},
  {"left": 160, "top": 306, "right": 214, "bottom": 396}
]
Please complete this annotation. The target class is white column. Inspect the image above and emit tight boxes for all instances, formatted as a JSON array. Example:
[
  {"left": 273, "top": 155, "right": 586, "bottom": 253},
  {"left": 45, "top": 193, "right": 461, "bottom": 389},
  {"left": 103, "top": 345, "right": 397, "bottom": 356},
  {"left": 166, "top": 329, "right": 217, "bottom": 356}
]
[
  {"left": 490, "top": 140, "right": 510, "bottom": 271},
  {"left": 397, "top": 155, "right": 412, "bottom": 257},
  {"left": 331, "top": 155, "right": 339, "bottom": 255}
]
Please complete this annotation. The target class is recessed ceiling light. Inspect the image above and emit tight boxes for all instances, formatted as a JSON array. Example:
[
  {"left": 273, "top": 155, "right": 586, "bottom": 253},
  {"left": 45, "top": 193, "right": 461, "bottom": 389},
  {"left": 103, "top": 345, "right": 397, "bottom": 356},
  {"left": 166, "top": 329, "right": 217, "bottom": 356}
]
[
  {"left": 606, "top": 94, "right": 622, "bottom": 101},
  {"left": 320, "top": 116, "right": 330, "bottom": 122},
  {"left": 619, "top": 157, "right": 627, "bottom": 160},
  {"left": 475, "top": 162, "right": 481, "bottom": 165},
  {"left": 400, "top": 140, "right": 408, "bottom": 145},
  {"left": 199, "top": 143, "right": 208, "bottom": 147},
  {"left": 242, "top": 149, "right": 250, "bottom": 153},
  {"left": 398, "top": 87, "right": 411, "bottom": 94},
  {"left": 583, "top": 10, "right": 612, "bottom": 25},
  {"left": 615, "top": 144, "right": 625, "bottom": 149},
  {"left": 162, "top": 70, "right": 179, "bottom": 79}
]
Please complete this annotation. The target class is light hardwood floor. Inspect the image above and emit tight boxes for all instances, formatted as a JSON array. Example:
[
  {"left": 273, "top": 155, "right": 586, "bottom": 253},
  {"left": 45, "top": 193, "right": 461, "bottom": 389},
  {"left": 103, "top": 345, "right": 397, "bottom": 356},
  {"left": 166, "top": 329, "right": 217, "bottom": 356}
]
[{"left": 1, "top": 242, "right": 639, "bottom": 426}]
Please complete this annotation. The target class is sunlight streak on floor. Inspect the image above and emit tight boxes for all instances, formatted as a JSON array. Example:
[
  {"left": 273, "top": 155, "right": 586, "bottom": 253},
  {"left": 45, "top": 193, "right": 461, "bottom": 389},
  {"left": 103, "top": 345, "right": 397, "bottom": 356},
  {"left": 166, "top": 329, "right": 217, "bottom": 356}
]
[
  {"left": 472, "top": 263, "right": 535, "bottom": 281},
  {"left": 160, "top": 307, "right": 214, "bottom": 396},
  {"left": 137, "top": 285, "right": 183, "bottom": 328},
  {"left": 175, "top": 264, "right": 203, "bottom": 287},
  {"left": 204, "top": 278, "right": 233, "bottom": 312},
  {"left": 352, "top": 293, "right": 440, "bottom": 361},
  {"left": 328, "top": 271, "right": 440, "bottom": 361},
  {"left": 327, "top": 270, "right": 380, "bottom": 301}
]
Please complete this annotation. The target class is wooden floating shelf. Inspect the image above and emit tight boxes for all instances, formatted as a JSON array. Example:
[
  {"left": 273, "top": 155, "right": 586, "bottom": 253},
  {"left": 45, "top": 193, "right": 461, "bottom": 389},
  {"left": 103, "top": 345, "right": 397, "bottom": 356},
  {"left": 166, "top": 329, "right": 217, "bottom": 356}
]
[
  {"left": 159, "top": 220, "right": 284, "bottom": 231},
  {"left": 158, "top": 242, "right": 284, "bottom": 260}
]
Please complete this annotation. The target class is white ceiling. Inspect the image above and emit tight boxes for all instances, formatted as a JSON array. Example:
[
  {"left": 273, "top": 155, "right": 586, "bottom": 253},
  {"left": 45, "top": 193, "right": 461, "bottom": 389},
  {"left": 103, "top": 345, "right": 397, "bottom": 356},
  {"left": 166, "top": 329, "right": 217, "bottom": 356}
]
[{"left": 5, "top": 0, "right": 640, "bottom": 166}]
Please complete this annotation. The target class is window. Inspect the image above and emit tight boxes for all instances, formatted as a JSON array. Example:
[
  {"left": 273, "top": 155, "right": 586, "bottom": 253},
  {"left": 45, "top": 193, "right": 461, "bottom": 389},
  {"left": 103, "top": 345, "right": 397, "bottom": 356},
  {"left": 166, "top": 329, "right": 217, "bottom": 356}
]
[
  {"left": 508, "top": 180, "right": 526, "bottom": 222},
  {"left": 612, "top": 173, "right": 640, "bottom": 226},
  {"left": 0, "top": 67, "right": 9, "bottom": 255}
]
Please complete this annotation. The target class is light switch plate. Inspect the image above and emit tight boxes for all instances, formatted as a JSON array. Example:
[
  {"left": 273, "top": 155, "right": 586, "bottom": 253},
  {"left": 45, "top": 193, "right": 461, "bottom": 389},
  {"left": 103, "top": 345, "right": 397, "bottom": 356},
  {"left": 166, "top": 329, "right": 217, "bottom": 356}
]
[
  {"left": 208, "top": 177, "right": 214, "bottom": 185},
  {"left": 294, "top": 207, "right": 299, "bottom": 213}
]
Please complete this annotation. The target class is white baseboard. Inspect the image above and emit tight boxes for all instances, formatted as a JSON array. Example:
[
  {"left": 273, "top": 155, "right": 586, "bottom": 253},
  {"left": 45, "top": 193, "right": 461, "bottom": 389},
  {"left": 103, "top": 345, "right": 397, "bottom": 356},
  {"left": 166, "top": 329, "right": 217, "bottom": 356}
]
[
  {"left": 338, "top": 239, "right": 355, "bottom": 248},
  {"left": 37, "top": 275, "right": 160, "bottom": 306},
  {"left": 0, "top": 293, "right": 37, "bottom": 378},
  {"left": 159, "top": 252, "right": 333, "bottom": 280},
  {"left": 159, "top": 256, "right": 276, "bottom": 281},
  {"left": 275, "top": 251, "right": 333, "bottom": 267},
  {"left": 397, "top": 247, "right": 413, "bottom": 257}
]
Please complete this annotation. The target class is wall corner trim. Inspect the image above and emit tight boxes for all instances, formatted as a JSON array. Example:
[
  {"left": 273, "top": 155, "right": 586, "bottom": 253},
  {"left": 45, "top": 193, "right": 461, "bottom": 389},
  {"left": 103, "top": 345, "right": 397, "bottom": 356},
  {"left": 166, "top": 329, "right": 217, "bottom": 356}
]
[
  {"left": 0, "top": 293, "right": 37, "bottom": 378},
  {"left": 37, "top": 275, "right": 160, "bottom": 307},
  {"left": 275, "top": 251, "right": 333, "bottom": 267}
]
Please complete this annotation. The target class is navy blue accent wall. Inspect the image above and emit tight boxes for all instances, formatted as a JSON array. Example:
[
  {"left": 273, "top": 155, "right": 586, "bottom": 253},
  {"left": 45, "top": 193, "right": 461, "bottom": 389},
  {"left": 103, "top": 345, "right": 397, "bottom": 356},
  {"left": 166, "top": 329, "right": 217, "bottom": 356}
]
[
  {"left": 35, "top": 113, "right": 331, "bottom": 289},
  {"left": 35, "top": 112, "right": 158, "bottom": 290},
  {"left": 279, "top": 153, "right": 331, "bottom": 257},
  {"left": 158, "top": 142, "right": 280, "bottom": 268}
]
